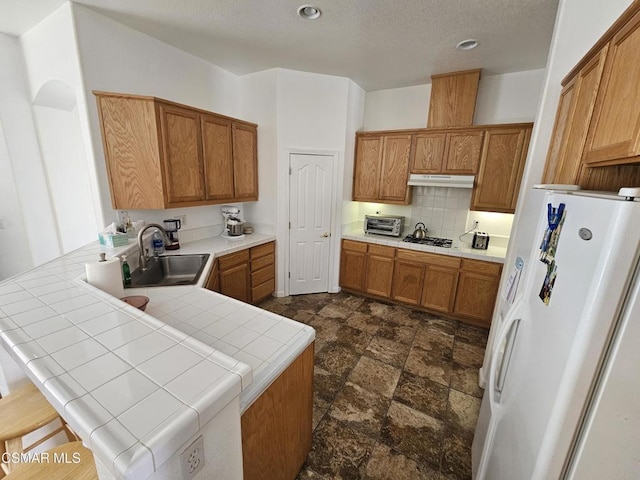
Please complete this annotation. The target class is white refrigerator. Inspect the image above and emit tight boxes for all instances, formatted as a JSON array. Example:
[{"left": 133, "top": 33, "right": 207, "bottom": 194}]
[{"left": 472, "top": 188, "right": 640, "bottom": 480}]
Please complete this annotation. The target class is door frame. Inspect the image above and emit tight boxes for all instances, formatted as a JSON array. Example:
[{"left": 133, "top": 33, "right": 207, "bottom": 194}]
[{"left": 283, "top": 148, "right": 341, "bottom": 297}]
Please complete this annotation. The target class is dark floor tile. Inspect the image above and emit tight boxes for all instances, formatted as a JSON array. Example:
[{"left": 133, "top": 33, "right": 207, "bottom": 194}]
[
  {"left": 413, "top": 327, "right": 454, "bottom": 360},
  {"left": 394, "top": 371, "right": 449, "bottom": 420},
  {"left": 365, "top": 336, "right": 410, "bottom": 368},
  {"left": 317, "top": 303, "right": 352, "bottom": 319},
  {"left": 328, "top": 382, "right": 391, "bottom": 439},
  {"left": 348, "top": 356, "right": 401, "bottom": 398},
  {"left": 307, "top": 416, "right": 376, "bottom": 479},
  {"left": 345, "top": 311, "right": 382, "bottom": 335},
  {"left": 363, "top": 443, "right": 441, "bottom": 480},
  {"left": 314, "top": 366, "right": 344, "bottom": 403},
  {"left": 377, "top": 321, "right": 418, "bottom": 346},
  {"left": 358, "top": 298, "right": 396, "bottom": 319},
  {"left": 381, "top": 401, "right": 445, "bottom": 469},
  {"left": 405, "top": 346, "right": 453, "bottom": 386},
  {"left": 419, "top": 316, "right": 459, "bottom": 336},
  {"left": 452, "top": 342, "right": 485, "bottom": 368},
  {"left": 335, "top": 325, "right": 373, "bottom": 353},
  {"left": 297, "top": 465, "right": 327, "bottom": 479},
  {"left": 316, "top": 343, "right": 360, "bottom": 378},
  {"left": 257, "top": 298, "right": 288, "bottom": 314},
  {"left": 446, "top": 389, "right": 482, "bottom": 433},
  {"left": 441, "top": 427, "right": 474, "bottom": 480},
  {"left": 313, "top": 396, "right": 331, "bottom": 430},
  {"left": 384, "top": 306, "right": 421, "bottom": 327},
  {"left": 288, "top": 308, "right": 317, "bottom": 324},
  {"left": 455, "top": 324, "right": 489, "bottom": 348},
  {"left": 450, "top": 362, "right": 483, "bottom": 398},
  {"left": 332, "top": 293, "right": 366, "bottom": 311},
  {"left": 308, "top": 316, "right": 342, "bottom": 342}
]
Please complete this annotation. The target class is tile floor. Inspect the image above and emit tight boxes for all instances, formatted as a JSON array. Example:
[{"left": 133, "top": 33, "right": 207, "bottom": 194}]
[{"left": 257, "top": 292, "right": 489, "bottom": 480}]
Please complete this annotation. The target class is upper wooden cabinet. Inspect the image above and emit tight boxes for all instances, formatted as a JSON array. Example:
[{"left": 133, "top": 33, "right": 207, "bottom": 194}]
[
  {"left": 583, "top": 8, "right": 640, "bottom": 166},
  {"left": 472, "top": 125, "right": 532, "bottom": 214},
  {"left": 94, "top": 91, "right": 258, "bottom": 209},
  {"left": 353, "top": 133, "right": 412, "bottom": 204},
  {"left": 541, "top": 48, "right": 608, "bottom": 184},
  {"left": 428, "top": 69, "right": 481, "bottom": 128},
  {"left": 411, "top": 130, "right": 483, "bottom": 174}
]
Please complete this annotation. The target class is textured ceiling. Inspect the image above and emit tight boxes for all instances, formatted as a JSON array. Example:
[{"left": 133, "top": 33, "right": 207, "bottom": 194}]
[{"left": 1, "top": 0, "right": 559, "bottom": 91}]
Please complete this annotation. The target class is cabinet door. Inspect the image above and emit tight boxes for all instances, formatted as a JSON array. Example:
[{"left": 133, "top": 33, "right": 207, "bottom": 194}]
[
  {"left": 421, "top": 265, "right": 458, "bottom": 313},
  {"left": 205, "top": 259, "right": 220, "bottom": 293},
  {"left": 158, "top": 104, "right": 205, "bottom": 204},
  {"left": 410, "top": 133, "right": 446, "bottom": 173},
  {"left": 233, "top": 123, "right": 259, "bottom": 201},
  {"left": 220, "top": 262, "right": 250, "bottom": 303},
  {"left": 541, "top": 79, "right": 577, "bottom": 184},
  {"left": 201, "top": 114, "right": 234, "bottom": 201},
  {"left": 378, "top": 134, "right": 412, "bottom": 203},
  {"left": 364, "top": 245, "right": 395, "bottom": 298},
  {"left": 443, "top": 131, "right": 484, "bottom": 174},
  {"left": 340, "top": 241, "right": 367, "bottom": 291},
  {"left": 391, "top": 261, "right": 425, "bottom": 306},
  {"left": 543, "top": 47, "right": 608, "bottom": 184},
  {"left": 453, "top": 271, "right": 500, "bottom": 327},
  {"left": 584, "top": 10, "right": 640, "bottom": 166},
  {"left": 472, "top": 127, "right": 530, "bottom": 213},
  {"left": 353, "top": 135, "right": 383, "bottom": 201}
]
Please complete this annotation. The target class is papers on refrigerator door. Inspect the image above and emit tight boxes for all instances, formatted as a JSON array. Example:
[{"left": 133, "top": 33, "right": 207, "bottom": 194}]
[{"left": 502, "top": 257, "right": 524, "bottom": 304}]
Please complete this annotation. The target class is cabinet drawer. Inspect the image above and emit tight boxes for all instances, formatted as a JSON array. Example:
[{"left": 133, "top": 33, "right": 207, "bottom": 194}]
[
  {"left": 251, "top": 264, "right": 275, "bottom": 286},
  {"left": 218, "top": 249, "right": 250, "bottom": 270},
  {"left": 461, "top": 258, "right": 502, "bottom": 276},
  {"left": 251, "top": 241, "right": 275, "bottom": 260},
  {"left": 252, "top": 278, "right": 275, "bottom": 304},
  {"left": 396, "top": 249, "right": 461, "bottom": 269},
  {"left": 367, "top": 244, "right": 395, "bottom": 258},
  {"left": 342, "top": 239, "right": 367, "bottom": 253},
  {"left": 251, "top": 253, "right": 274, "bottom": 272}
]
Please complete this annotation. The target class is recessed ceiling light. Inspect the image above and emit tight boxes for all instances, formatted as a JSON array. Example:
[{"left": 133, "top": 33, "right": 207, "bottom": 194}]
[
  {"left": 456, "top": 39, "right": 480, "bottom": 51},
  {"left": 297, "top": 5, "right": 322, "bottom": 20}
]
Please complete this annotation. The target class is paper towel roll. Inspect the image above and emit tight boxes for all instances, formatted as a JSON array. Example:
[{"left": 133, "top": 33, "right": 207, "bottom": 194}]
[{"left": 85, "top": 257, "right": 124, "bottom": 299}]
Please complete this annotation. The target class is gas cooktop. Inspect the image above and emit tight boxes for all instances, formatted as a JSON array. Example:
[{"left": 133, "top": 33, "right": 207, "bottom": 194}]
[{"left": 403, "top": 235, "right": 453, "bottom": 248}]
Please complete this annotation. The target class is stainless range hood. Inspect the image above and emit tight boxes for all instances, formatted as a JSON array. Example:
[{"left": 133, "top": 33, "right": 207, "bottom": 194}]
[{"left": 407, "top": 174, "right": 475, "bottom": 188}]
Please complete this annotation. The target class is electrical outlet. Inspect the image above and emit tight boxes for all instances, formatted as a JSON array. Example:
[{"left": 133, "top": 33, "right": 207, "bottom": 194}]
[
  {"left": 473, "top": 220, "right": 479, "bottom": 229},
  {"left": 177, "top": 214, "right": 187, "bottom": 227},
  {"left": 181, "top": 436, "right": 205, "bottom": 480}
]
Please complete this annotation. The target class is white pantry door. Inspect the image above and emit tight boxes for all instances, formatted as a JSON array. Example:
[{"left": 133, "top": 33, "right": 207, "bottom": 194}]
[{"left": 289, "top": 153, "right": 334, "bottom": 295}]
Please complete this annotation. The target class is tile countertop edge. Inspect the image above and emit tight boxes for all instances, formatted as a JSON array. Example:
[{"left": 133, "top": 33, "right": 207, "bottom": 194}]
[
  {"left": 341, "top": 230, "right": 507, "bottom": 263},
  {"left": 0, "top": 232, "right": 291, "bottom": 480}
]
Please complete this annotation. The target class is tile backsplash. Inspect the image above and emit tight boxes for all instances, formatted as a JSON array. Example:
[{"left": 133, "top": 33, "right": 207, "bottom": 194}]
[{"left": 409, "top": 187, "right": 471, "bottom": 241}]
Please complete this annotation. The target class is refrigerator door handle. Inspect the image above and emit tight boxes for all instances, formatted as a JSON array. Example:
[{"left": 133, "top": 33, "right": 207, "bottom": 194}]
[
  {"left": 488, "top": 301, "right": 523, "bottom": 411},
  {"left": 495, "top": 318, "right": 521, "bottom": 395}
]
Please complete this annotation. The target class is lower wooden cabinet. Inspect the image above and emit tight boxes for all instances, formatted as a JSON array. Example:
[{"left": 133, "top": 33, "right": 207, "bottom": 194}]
[
  {"left": 206, "top": 241, "right": 275, "bottom": 304},
  {"left": 364, "top": 245, "right": 395, "bottom": 298},
  {"left": 453, "top": 259, "right": 502, "bottom": 327},
  {"left": 340, "top": 239, "right": 502, "bottom": 327},
  {"left": 339, "top": 240, "right": 367, "bottom": 291}
]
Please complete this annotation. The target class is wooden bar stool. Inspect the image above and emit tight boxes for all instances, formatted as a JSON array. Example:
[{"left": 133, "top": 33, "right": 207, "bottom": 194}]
[
  {"left": 4, "top": 442, "right": 97, "bottom": 480},
  {"left": 0, "top": 383, "right": 77, "bottom": 477}
]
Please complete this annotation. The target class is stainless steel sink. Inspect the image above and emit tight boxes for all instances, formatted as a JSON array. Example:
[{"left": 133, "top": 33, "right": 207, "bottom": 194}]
[{"left": 127, "top": 254, "right": 210, "bottom": 287}]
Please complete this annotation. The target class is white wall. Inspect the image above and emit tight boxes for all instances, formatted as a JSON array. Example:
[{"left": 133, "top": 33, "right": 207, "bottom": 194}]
[
  {"left": 71, "top": 3, "right": 241, "bottom": 232},
  {"left": 363, "top": 69, "right": 544, "bottom": 131},
  {"left": 0, "top": 33, "right": 60, "bottom": 276}
]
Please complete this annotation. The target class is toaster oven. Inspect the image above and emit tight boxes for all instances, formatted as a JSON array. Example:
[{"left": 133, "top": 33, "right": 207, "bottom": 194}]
[{"left": 364, "top": 215, "right": 405, "bottom": 237}]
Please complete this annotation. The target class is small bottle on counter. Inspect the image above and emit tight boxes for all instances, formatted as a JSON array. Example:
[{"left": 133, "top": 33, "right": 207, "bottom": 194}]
[
  {"left": 152, "top": 231, "right": 164, "bottom": 256},
  {"left": 121, "top": 255, "right": 131, "bottom": 286}
]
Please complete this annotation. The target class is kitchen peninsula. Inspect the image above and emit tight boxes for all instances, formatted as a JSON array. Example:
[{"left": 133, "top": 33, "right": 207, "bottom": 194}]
[{"left": 0, "top": 233, "right": 314, "bottom": 480}]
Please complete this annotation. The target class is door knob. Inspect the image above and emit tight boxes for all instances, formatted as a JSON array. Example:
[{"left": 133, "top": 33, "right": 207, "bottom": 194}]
[{"left": 321, "top": 232, "right": 331, "bottom": 237}]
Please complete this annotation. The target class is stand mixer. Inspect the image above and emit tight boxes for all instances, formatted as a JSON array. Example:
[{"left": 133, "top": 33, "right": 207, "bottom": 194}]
[{"left": 221, "top": 206, "right": 245, "bottom": 239}]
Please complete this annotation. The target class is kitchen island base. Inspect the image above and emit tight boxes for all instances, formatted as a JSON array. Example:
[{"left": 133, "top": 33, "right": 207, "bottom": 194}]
[{"left": 241, "top": 343, "right": 314, "bottom": 480}]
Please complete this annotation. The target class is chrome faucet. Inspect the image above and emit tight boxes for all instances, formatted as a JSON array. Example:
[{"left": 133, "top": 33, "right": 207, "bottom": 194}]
[{"left": 137, "top": 223, "right": 169, "bottom": 271}]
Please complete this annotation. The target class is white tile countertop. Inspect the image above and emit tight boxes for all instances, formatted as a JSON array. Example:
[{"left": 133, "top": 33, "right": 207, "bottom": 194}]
[
  {"left": 342, "top": 230, "right": 507, "bottom": 263},
  {"left": 0, "top": 232, "right": 315, "bottom": 480}
]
